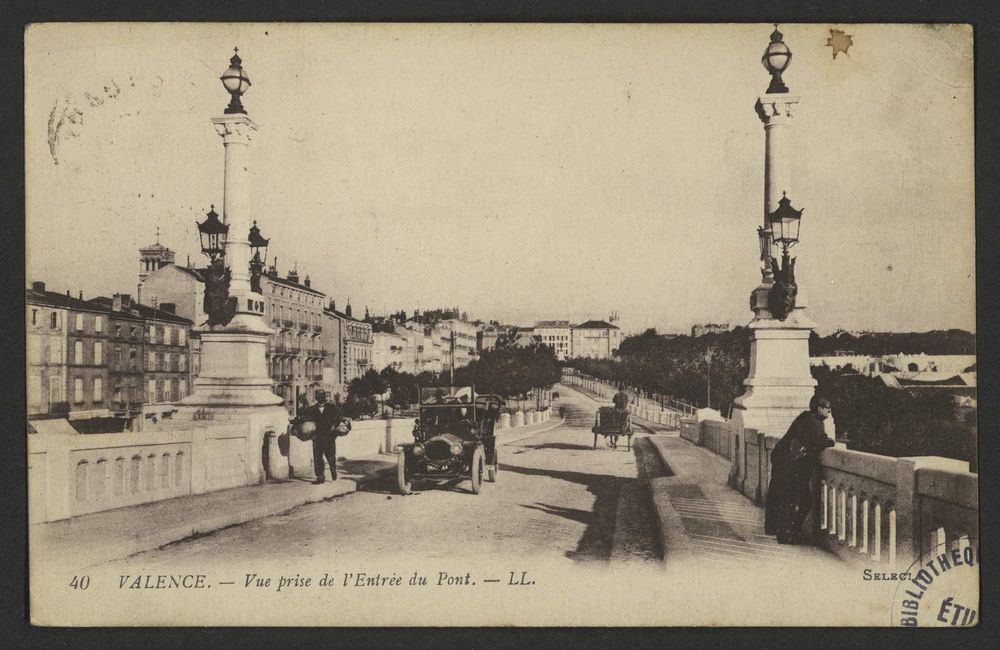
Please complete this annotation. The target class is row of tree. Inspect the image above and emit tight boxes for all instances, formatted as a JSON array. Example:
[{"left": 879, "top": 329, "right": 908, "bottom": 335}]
[
  {"left": 345, "top": 341, "right": 562, "bottom": 416},
  {"left": 565, "top": 328, "right": 750, "bottom": 414},
  {"left": 812, "top": 365, "right": 976, "bottom": 465},
  {"left": 565, "top": 327, "right": 976, "bottom": 464}
]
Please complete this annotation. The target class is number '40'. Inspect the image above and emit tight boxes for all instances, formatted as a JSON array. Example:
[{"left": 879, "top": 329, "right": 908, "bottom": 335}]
[{"left": 69, "top": 575, "right": 90, "bottom": 590}]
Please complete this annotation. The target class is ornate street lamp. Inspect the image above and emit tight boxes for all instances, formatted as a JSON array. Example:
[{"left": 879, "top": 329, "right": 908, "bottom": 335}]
[
  {"left": 196, "top": 204, "right": 235, "bottom": 327},
  {"left": 220, "top": 47, "right": 252, "bottom": 114},
  {"left": 761, "top": 25, "right": 792, "bottom": 94},
  {"left": 196, "top": 205, "right": 228, "bottom": 262},
  {"left": 765, "top": 192, "right": 803, "bottom": 320},
  {"left": 248, "top": 220, "right": 270, "bottom": 294},
  {"left": 767, "top": 191, "right": 803, "bottom": 253}
]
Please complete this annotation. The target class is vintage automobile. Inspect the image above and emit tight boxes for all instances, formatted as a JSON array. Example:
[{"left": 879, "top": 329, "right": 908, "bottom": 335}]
[{"left": 396, "top": 386, "right": 503, "bottom": 495}]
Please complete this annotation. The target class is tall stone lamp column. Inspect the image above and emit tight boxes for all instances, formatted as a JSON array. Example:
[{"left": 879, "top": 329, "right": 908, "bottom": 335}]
[
  {"left": 732, "top": 27, "right": 830, "bottom": 440},
  {"left": 177, "top": 48, "right": 289, "bottom": 484}
]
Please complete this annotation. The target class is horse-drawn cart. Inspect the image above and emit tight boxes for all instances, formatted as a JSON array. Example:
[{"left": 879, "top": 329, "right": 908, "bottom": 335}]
[{"left": 592, "top": 406, "right": 633, "bottom": 450}]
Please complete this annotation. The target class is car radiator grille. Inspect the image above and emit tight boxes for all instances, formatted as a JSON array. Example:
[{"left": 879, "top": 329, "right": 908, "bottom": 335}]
[{"left": 425, "top": 439, "right": 455, "bottom": 461}]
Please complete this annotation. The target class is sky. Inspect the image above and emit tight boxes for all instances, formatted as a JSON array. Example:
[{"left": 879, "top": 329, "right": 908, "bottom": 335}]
[{"left": 25, "top": 23, "right": 975, "bottom": 336}]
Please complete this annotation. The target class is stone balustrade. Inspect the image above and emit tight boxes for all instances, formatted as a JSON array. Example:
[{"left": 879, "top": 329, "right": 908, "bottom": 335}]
[
  {"left": 29, "top": 422, "right": 255, "bottom": 524},
  {"left": 30, "top": 404, "right": 560, "bottom": 522},
  {"left": 684, "top": 417, "right": 979, "bottom": 568}
]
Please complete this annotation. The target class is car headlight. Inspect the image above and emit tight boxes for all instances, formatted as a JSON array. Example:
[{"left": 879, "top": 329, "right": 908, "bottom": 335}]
[
  {"left": 450, "top": 443, "right": 462, "bottom": 455},
  {"left": 413, "top": 444, "right": 425, "bottom": 457}
]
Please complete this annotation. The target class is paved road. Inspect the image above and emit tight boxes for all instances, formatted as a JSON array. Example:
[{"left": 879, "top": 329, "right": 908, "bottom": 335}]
[{"left": 111, "top": 385, "right": 662, "bottom": 570}]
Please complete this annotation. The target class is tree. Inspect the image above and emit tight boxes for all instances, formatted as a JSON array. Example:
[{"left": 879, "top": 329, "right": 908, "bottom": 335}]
[
  {"left": 812, "top": 365, "right": 975, "bottom": 463},
  {"left": 380, "top": 367, "right": 418, "bottom": 409},
  {"left": 348, "top": 368, "right": 388, "bottom": 401},
  {"left": 452, "top": 342, "right": 561, "bottom": 401}
]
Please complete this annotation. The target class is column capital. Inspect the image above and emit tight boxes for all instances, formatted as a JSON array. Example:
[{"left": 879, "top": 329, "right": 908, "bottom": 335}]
[
  {"left": 755, "top": 94, "right": 800, "bottom": 124},
  {"left": 212, "top": 114, "right": 259, "bottom": 144}
]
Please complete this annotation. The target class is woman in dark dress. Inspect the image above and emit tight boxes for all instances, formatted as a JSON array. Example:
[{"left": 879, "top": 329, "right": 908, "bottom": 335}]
[{"left": 764, "top": 396, "right": 835, "bottom": 544}]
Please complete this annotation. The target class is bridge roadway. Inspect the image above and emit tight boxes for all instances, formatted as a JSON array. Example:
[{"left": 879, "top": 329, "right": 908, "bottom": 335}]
[
  {"left": 93, "top": 384, "right": 872, "bottom": 625},
  {"left": 573, "top": 384, "right": 838, "bottom": 569},
  {"left": 109, "top": 385, "right": 663, "bottom": 570}
]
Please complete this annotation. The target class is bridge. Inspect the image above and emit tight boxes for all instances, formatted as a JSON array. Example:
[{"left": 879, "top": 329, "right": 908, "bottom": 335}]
[{"left": 29, "top": 375, "right": 979, "bottom": 626}]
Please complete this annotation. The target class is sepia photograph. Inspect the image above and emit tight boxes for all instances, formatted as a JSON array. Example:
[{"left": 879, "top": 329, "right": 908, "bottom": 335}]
[{"left": 25, "top": 22, "right": 977, "bottom": 627}]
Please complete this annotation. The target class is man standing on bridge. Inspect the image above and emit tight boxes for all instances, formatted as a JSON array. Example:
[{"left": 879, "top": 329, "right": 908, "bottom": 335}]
[
  {"left": 764, "top": 396, "right": 835, "bottom": 544},
  {"left": 303, "top": 389, "right": 348, "bottom": 484}
]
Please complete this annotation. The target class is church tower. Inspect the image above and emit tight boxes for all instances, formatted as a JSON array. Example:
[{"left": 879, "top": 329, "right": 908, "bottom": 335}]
[{"left": 138, "top": 227, "right": 176, "bottom": 284}]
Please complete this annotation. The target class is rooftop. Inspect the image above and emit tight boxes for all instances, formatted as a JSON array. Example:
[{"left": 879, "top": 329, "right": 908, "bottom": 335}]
[
  {"left": 575, "top": 319, "right": 619, "bottom": 330},
  {"left": 27, "top": 286, "right": 108, "bottom": 313},
  {"left": 535, "top": 320, "right": 571, "bottom": 328},
  {"left": 89, "top": 296, "right": 193, "bottom": 325}
]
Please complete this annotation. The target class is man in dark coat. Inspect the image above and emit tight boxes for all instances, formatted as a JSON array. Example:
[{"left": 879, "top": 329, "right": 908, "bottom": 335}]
[
  {"left": 764, "top": 396, "right": 835, "bottom": 544},
  {"left": 303, "top": 389, "right": 342, "bottom": 484},
  {"left": 612, "top": 384, "right": 630, "bottom": 411}
]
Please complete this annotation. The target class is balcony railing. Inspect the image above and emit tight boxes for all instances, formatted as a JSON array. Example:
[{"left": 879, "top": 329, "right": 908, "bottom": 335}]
[
  {"left": 313, "top": 324, "right": 322, "bottom": 333},
  {"left": 282, "top": 319, "right": 294, "bottom": 328},
  {"left": 299, "top": 323, "right": 309, "bottom": 331}
]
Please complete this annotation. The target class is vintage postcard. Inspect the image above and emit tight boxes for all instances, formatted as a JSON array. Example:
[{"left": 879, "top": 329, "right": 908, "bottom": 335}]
[{"left": 26, "top": 23, "right": 977, "bottom": 626}]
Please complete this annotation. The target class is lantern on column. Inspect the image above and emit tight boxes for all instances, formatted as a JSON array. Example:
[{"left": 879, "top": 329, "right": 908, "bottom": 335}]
[
  {"left": 761, "top": 25, "right": 792, "bottom": 94},
  {"left": 248, "top": 220, "right": 270, "bottom": 294},
  {"left": 197, "top": 205, "right": 236, "bottom": 327},
  {"left": 765, "top": 192, "right": 803, "bottom": 320},
  {"left": 220, "top": 47, "right": 252, "bottom": 114},
  {"left": 767, "top": 192, "right": 803, "bottom": 254},
  {"left": 196, "top": 205, "right": 228, "bottom": 262}
]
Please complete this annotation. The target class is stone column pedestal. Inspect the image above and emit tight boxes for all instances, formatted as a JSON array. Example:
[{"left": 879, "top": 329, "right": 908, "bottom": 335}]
[{"left": 731, "top": 306, "right": 816, "bottom": 437}]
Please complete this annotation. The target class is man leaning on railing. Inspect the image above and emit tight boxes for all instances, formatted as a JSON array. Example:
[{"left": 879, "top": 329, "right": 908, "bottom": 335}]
[{"left": 764, "top": 395, "right": 835, "bottom": 545}]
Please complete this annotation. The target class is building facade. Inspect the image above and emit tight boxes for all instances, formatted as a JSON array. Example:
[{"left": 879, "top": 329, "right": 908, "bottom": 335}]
[
  {"left": 102, "top": 294, "right": 146, "bottom": 420},
  {"left": 321, "top": 305, "right": 344, "bottom": 400},
  {"left": 139, "top": 263, "right": 206, "bottom": 328},
  {"left": 372, "top": 330, "right": 414, "bottom": 373},
  {"left": 263, "top": 269, "right": 329, "bottom": 414},
  {"left": 65, "top": 294, "right": 111, "bottom": 419},
  {"left": 26, "top": 282, "right": 69, "bottom": 418},
  {"left": 28, "top": 281, "right": 198, "bottom": 428},
  {"left": 533, "top": 320, "right": 572, "bottom": 360},
  {"left": 330, "top": 310, "right": 373, "bottom": 385},
  {"left": 398, "top": 321, "right": 441, "bottom": 374},
  {"left": 137, "top": 303, "right": 192, "bottom": 419},
  {"left": 571, "top": 320, "right": 622, "bottom": 359},
  {"left": 434, "top": 319, "right": 478, "bottom": 371}
]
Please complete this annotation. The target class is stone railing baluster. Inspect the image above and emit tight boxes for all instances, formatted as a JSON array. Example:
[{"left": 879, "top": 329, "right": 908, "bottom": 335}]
[
  {"left": 873, "top": 502, "right": 882, "bottom": 562},
  {"left": 860, "top": 497, "right": 869, "bottom": 554}
]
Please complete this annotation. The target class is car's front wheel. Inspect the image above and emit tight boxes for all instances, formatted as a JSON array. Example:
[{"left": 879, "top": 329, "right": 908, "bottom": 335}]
[
  {"left": 397, "top": 449, "right": 412, "bottom": 495},
  {"left": 470, "top": 446, "right": 484, "bottom": 494}
]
